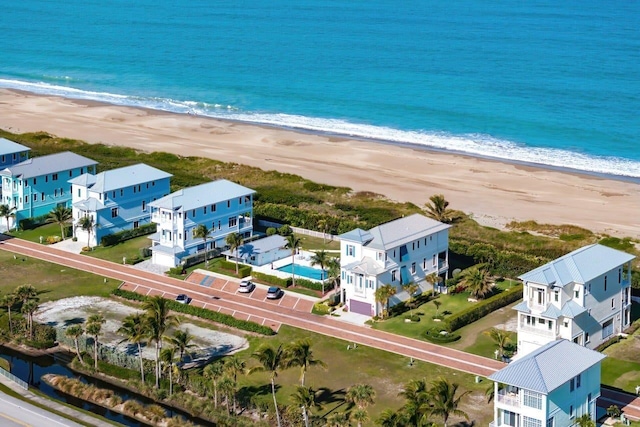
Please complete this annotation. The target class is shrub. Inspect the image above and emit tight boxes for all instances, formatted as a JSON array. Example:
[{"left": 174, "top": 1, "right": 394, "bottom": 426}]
[
  {"left": 445, "top": 285, "right": 523, "bottom": 332},
  {"left": 595, "top": 336, "right": 623, "bottom": 352},
  {"left": 46, "top": 235, "right": 62, "bottom": 244},
  {"left": 252, "top": 271, "right": 291, "bottom": 287},
  {"left": 278, "top": 224, "right": 292, "bottom": 236},
  {"left": 100, "top": 223, "right": 156, "bottom": 247},
  {"left": 424, "top": 327, "right": 460, "bottom": 343},
  {"left": 218, "top": 260, "right": 252, "bottom": 277},
  {"left": 404, "top": 314, "right": 420, "bottom": 322},
  {"left": 266, "top": 227, "right": 277, "bottom": 236},
  {"left": 139, "top": 247, "right": 152, "bottom": 258}
]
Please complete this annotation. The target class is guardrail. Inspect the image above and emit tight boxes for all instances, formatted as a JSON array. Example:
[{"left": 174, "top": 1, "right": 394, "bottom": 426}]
[{"left": 0, "top": 366, "right": 28, "bottom": 390}]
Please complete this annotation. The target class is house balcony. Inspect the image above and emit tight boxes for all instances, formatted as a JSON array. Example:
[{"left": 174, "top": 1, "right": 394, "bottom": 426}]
[
  {"left": 526, "top": 300, "right": 547, "bottom": 312},
  {"left": 519, "top": 324, "right": 557, "bottom": 338},
  {"left": 496, "top": 390, "right": 521, "bottom": 408}
]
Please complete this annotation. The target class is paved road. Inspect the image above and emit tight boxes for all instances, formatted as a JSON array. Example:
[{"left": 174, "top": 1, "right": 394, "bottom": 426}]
[{"left": 0, "top": 389, "right": 84, "bottom": 427}]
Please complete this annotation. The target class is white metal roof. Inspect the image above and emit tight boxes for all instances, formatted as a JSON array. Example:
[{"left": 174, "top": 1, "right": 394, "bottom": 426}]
[
  {"left": 0, "top": 138, "right": 30, "bottom": 155},
  {"left": 149, "top": 179, "right": 255, "bottom": 211},
  {"left": 0, "top": 151, "right": 97, "bottom": 180}
]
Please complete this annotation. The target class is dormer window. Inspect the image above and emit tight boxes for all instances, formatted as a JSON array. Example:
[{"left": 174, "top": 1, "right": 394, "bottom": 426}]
[
  {"left": 554, "top": 291, "right": 559, "bottom": 302},
  {"left": 574, "top": 289, "right": 579, "bottom": 298}
]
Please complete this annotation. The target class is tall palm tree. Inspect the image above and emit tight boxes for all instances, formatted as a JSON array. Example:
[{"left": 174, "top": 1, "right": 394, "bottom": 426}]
[
  {"left": 428, "top": 378, "right": 470, "bottom": 427},
  {"left": 22, "top": 299, "right": 39, "bottom": 340},
  {"left": 310, "top": 250, "right": 330, "bottom": 293},
  {"left": 218, "top": 376, "right": 236, "bottom": 414},
  {"left": 398, "top": 378, "right": 431, "bottom": 426},
  {"left": 77, "top": 215, "right": 96, "bottom": 249},
  {"left": 317, "top": 219, "right": 328, "bottom": 244},
  {"left": 326, "top": 257, "right": 341, "bottom": 294},
  {"left": 1, "top": 293, "right": 19, "bottom": 334},
  {"left": 224, "top": 356, "right": 246, "bottom": 414},
  {"left": 66, "top": 324, "right": 85, "bottom": 365},
  {"left": 142, "top": 296, "right": 179, "bottom": 388},
  {"left": 425, "top": 272, "right": 441, "bottom": 295},
  {"left": 374, "top": 284, "right": 397, "bottom": 319},
  {"left": 160, "top": 346, "right": 178, "bottom": 396},
  {"left": 0, "top": 204, "right": 16, "bottom": 231},
  {"left": 203, "top": 361, "right": 225, "bottom": 409},
  {"left": 346, "top": 384, "right": 376, "bottom": 421},
  {"left": 250, "top": 344, "right": 287, "bottom": 427},
  {"left": 290, "top": 386, "right": 321, "bottom": 427},
  {"left": 86, "top": 314, "right": 105, "bottom": 370},
  {"left": 285, "top": 339, "right": 327, "bottom": 387},
  {"left": 350, "top": 408, "right": 370, "bottom": 427},
  {"left": 402, "top": 282, "right": 419, "bottom": 310},
  {"left": 15, "top": 284, "right": 37, "bottom": 306},
  {"left": 377, "top": 408, "right": 408, "bottom": 427},
  {"left": 285, "top": 233, "right": 302, "bottom": 287},
  {"left": 117, "top": 313, "right": 148, "bottom": 383},
  {"left": 225, "top": 232, "right": 244, "bottom": 274},
  {"left": 486, "top": 328, "right": 511, "bottom": 359},
  {"left": 324, "top": 411, "right": 349, "bottom": 427},
  {"left": 166, "top": 329, "right": 196, "bottom": 364},
  {"left": 424, "top": 194, "right": 453, "bottom": 223},
  {"left": 459, "top": 266, "right": 493, "bottom": 299},
  {"left": 46, "top": 205, "right": 73, "bottom": 240},
  {"left": 193, "top": 224, "right": 212, "bottom": 266}
]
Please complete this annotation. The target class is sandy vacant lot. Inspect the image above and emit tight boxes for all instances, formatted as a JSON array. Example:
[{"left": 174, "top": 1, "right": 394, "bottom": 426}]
[{"left": 34, "top": 297, "right": 248, "bottom": 365}]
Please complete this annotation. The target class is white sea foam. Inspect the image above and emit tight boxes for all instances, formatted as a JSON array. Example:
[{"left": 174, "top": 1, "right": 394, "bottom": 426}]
[{"left": 2, "top": 78, "right": 640, "bottom": 179}]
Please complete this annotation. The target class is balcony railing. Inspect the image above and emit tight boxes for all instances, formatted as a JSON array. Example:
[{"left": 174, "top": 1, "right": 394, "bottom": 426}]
[
  {"left": 519, "top": 325, "right": 556, "bottom": 338},
  {"left": 496, "top": 390, "right": 521, "bottom": 408}
]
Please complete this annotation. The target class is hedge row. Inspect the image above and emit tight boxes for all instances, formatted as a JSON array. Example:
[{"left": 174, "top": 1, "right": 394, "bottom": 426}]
[
  {"left": 19, "top": 213, "right": 49, "bottom": 231},
  {"left": 255, "top": 204, "right": 360, "bottom": 235},
  {"left": 251, "top": 271, "right": 333, "bottom": 292},
  {"left": 218, "top": 259, "right": 253, "bottom": 278},
  {"left": 424, "top": 327, "right": 461, "bottom": 343},
  {"left": 444, "top": 285, "right": 523, "bottom": 332},
  {"left": 112, "top": 289, "right": 275, "bottom": 335},
  {"left": 100, "top": 223, "right": 156, "bottom": 246}
]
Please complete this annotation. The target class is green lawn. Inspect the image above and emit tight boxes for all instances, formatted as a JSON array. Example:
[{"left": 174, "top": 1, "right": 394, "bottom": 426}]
[
  {"left": 601, "top": 358, "right": 640, "bottom": 393},
  {"left": 85, "top": 235, "right": 152, "bottom": 264},
  {"left": 8, "top": 223, "right": 68, "bottom": 243},
  {"left": 297, "top": 234, "right": 340, "bottom": 251}
]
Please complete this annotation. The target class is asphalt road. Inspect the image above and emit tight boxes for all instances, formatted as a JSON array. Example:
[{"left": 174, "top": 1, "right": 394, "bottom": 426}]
[{"left": 0, "top": 390, "right": 84, "bottom": 427}]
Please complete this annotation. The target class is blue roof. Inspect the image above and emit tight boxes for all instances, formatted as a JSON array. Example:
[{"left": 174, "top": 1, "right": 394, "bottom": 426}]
[
  {"left": 149, "top": 179, "right": 255, "bottom": 211},
  {"left": 488, "top": 340, "right": 605, "bottom": 394},
  {"left": 519, "top": 244, "right": 635, "bottom": 288},
  {"left": 339, "top": 228, "right": 373, "bottom": 244},
  {"left": 0, "top": 138, "right": 30, "bottom": 155},
  {"left": 0, "top": 151, "right": 97, "bottom": 179},
  {"left": 70, "top": 163, "right": 171, "bottom": 193}
]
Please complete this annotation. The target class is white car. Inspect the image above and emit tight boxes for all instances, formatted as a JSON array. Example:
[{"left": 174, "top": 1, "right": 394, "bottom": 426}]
[
  {"left": 175, "top": 294, "right": 191, "bottom": 304},
  {"left": 238, "top": 279, "right": 256, "bottom": 293}
]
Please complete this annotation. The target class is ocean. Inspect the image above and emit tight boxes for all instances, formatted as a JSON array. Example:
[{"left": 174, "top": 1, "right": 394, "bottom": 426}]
[{"left": 1, "top": 0, "right": 639, "bottom": 177}]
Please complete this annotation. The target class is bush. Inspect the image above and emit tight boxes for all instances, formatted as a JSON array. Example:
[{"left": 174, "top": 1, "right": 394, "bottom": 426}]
[
  {"left": 46, "top": 235, "right": 62, "bottom": 244},
  {"left": 19, "top": 214, "right": 49, "bottom": 230},
  {"left": 252, "top": 271, "right": 291, "bottom": 287},
  {"left": 266, "top": 227, "right": 277, "bottom": 236},
  {"left": 595, "top": 335, "right": 623, "bottom": 352},
  {"left": 404, "top": 314, "right": 420, "bottom": 322},
  {"left": 278, "top": 224, "right": 292, "bottom": 236},
  {"left": 218, "top": 260, "right": 252, "bottom": 278},
  {"left": 424, "top": 327, "right": 460, "bottom": 343},
  {"left": 445, "top": 285, "right": 523, "bottom": 332},
  {"left": 100, "top": 223, "right": 156, "bottom": 247},
  {"left": 139, "top": 247, "right": 152, "bottom": 258}
]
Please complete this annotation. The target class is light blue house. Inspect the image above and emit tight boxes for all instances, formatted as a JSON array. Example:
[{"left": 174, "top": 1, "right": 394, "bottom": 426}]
[
  {"left": 0, "top": 138, "right": 30, "bottom": 169},
  {"left": 149, "top": 179, "right": 255, "bottom": 268},
  {"left": 70, "top": 163, "right": 172, "bottom": 247},
  {"left": 0, "top": 151, "right": 97, "bottom": 229},
  {"left": 489, "top": 339, "right": 604, "bottom": 427}
]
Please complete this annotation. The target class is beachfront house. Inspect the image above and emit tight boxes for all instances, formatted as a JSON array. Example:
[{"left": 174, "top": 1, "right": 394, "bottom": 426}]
[
  {"left": 70, "top": 163, "right": 172, "bottom": 247},
  {"left": 339, "top": 213, "right": 450, "bottom": 317},
  {"left": 0, "top": 138, "right": 30, "bottom": 169},
  {"left": 0, "top": 151, "right": 97, "bottom": 229},
  {"left": 515, "top": 244, "right": 635, "bottom": 358},
  {"left": 221, "top": 234, "right": 290, "bottom": 267},
  {"left": 149, "top": 179, "right": 255, "bottom": 268},
  {"left": 488, "top": 339, "right": 604, "bottom": 427}
]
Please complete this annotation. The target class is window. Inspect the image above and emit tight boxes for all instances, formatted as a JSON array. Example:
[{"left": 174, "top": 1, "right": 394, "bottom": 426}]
[
  {"left": 503, "top": 410, "right": 516, "bottom": 426},
  {"left": 45, "top": 175, "right": 48, "bottom": 183},
  {"left": 346, "top": 245, "right": 355, "bottom": 256},
  {"left": 24, "top": 196, "right": 28, "bottom": 204},
  {"left": 585, "top": 332, "right": 590, "bottom": 343},
  {"left": 229, "top": 216, "right": 237, "bottom": 227},
  {"left": 546, "top": 418, "right": 554, "bottom": 427},
  {"left": 133, "top": 185, "right": 136, "bottom": 194},
  {"left": 52, "top": 173, "right": 58, "bottom": 181},
  {"left": 366, "top": 279, "right": 374, "bottom": 289},
  {"left": 522, "top": 416, "right": 541, "bottom": 427},
  {"left": 612, "top": 298, "right": 615, "bottom": 309},
  {"left": 411, "top": 262, "right": 416, "bottom": 274},
  {"left": 41, "top": 193, "right": 45, "bottom": 201},
  {"left": 570, "top": 405, "right": 574, "bottom": 418},
  {"left": 218, "top": 221, "right": 221, "bottom": 230},
  {"left": 538, "top": 318, "right": 545, "bottom": 324},
  {"left": 33, "top": 194, "right": 37, "bottom": 202},
  {"left": 60, "top": 188, "right": 64, "bottom": 196},
  {"left": 554, "top": 291, "right": 559, "bottom": 302},
  {"left": 432, "top": 254, "right": 437, "bottom": 267},
  {"left": 142, "top": 200, "right": 146, "bottom": 211},
  {"left": 238, "top": 197, "right": 242, "bottom": 204},
  {"left": 120, "top": 189, "right": 123, "bottom": 196},
  {"left": 423, "top": 258, "right": 427, "bottom": 269},
  {"left": 81, "top": 168, "right": 84, "bottom": 174},
  {"left": 204, "top": 206, "right": 207, "bottom": 214},
  {"left": 576, "top": 374, "right": 581, "bottom": 388},
  {"left": 391, "top": 270, "right": 398, "bottom": 282},
  {"left": 111, "top": 208, "right": 118, "bottom": 218},
  {"left": 54, "top": 189, "right": 58, "bottom": 197},
  {"left": 133, "top": 221, "right": 139, "bottom": 229},
  {"left": 564, "top": 321, "right": 569, "bottom": 328},
  {"left": 212, "top": 204, "right": 216, "bottom": 212},
  {"left": 412, "top": 242, "right": 415, "bottom": 251},
  {"left": 570, "top": 378, "right": 575, "bottom": 392},
  {"left": 523, "top": 390, "right": 542, "bottom": 409},
  {"left": 575, "top": 289, "right": 579, "bottom": 298},
  {"left": 619, "top": 268, "right": 622, "bottom": 283},
  {"left": 33, "top": 178, "right": 36, "bottom": 185},
  {"left": 604, "top": 276, "right": 607, "bottom": 291},
  {"left": 192, "top": 209, "right": 196, "bottom": 218},
  {"left": 227, "top": 200, "right": 230, "bottom": 208}
]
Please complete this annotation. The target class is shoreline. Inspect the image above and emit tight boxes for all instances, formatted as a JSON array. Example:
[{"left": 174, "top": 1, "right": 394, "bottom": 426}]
[{"left": 1, "top": 88, "right": 639, "bottom": 238}]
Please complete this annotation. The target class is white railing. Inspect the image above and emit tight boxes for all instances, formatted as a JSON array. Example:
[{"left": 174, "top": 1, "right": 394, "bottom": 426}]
[
  {"left": 0, "top": 367, "right": 28, "bottom": 390},
  {"left": 497, "top": 391, "right": 521, "bottom": 407},
  {"left": 519, "top": 325, "right": 556, "bottom": 338}
]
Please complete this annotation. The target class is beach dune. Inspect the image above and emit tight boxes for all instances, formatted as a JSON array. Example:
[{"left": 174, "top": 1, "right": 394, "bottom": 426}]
[{"left": 1, "top": 88, "right": 639, "bottom": 239}]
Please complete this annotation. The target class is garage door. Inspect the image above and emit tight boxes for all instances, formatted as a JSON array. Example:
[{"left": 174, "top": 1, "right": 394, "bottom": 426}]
[{"left": 349, "top": 300, "right": 372, "bottom": 316}]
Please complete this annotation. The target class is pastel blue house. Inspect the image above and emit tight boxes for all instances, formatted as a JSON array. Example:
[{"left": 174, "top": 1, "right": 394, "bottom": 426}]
[
  {"left": 70, "top": 163, "right": 172, "bottom": 247},
  {"left": 489, "top": 339, "right": 604, "bottom": 427},
  {"left": 0, "top": 151, "right": 97, "bottom": 229},
  {"left": 149, "top": 179, "right": 255, "bottom": 268},
  {"left": 0, "top": 138, "right": 30, "bottom": 168}
]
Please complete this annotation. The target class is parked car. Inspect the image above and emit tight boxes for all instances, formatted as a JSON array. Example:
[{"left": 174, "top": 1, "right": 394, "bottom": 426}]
[
  {"left": 175, "top": 294, "right": 191, "bottom": 304},
  {"left": 266, "top": 286, "right": 283, "bottom": 300},
  {"left": 238, "top": 279, "right": 256, "bottom": 293}
]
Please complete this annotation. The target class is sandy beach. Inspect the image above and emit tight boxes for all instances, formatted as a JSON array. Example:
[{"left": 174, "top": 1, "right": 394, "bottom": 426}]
[{"left": 0, "top": 88, "right": 638, "bottom": 238}]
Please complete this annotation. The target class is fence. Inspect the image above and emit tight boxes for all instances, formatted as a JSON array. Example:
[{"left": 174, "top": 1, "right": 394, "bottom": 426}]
[
  {"left": 0, "top": 366, "right": 28, "bottom": 390},
  {"left": 257, "top": 220, "right": 337, "bottom": 241}
]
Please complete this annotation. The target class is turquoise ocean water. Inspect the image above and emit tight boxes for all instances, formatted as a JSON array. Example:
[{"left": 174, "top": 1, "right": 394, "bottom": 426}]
[{"left": 1, "top": 0, "right": 639, "bottom": 177}]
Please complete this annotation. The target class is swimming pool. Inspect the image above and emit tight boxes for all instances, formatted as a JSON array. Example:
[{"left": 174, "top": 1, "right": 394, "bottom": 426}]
[{"left": 277, "top": 264, "right": 326, "bottom": 281}]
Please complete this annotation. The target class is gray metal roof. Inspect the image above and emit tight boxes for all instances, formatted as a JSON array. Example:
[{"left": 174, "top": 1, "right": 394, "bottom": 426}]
[
  {"left": 69, "top": 174, "right": 96, "bottom": 187},
  {"left": 343, "top": 256, "right": 386, "bottom": 276},
  {"left": 0, "top": 151, "right": 97, "bottom": 179},
  {"left": 73, "top": 198, "right": 106, "bottom": 211},
  {"left": 0, "top": 138, "right": 30, "bottom": 155},
  {"left": 149, "top": 179, "right": 255, "bottom": 211},
  {"left": 82, "top": 163, "right": 171, "bottom": 193},
  {"left": 221, "top": 235, "right": 287, "bottom": 259},
  {"left": 561, "top": 300, "right": 586, "bottom": 318},
  {"left": 339, "top": 228, "right": 374, "bottom": 244},
  {"left": 488, "top": 339, "right": 605, "bottom": 394},
  {"left": 512, "top": 300, "right": 530, "bottom": 314},
  {"left": 519, "top": 244, "right": 635, "bottom": 288}
]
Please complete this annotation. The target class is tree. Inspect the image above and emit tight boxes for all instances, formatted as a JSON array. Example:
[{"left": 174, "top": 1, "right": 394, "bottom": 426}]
[
  {"left": 66, "top": 324, "right": 85, "bottom": 365},
  {"left": 374, "top": 284, "right": 397, "bottom": 319},
  {"left": 203, "top": 361, "right": 225, "bottom": 409},
  {"left": 433, "top": 300, "right": 442, "bottom": 317},
  {"left": 285, "top": 233, "right": 302, "bottom": 287},
  {"left": 166, "top": 329, "right": 196, "bottom": 364},
  {"left": 117, "top": 313, "right": 148, "bottom": 383},
  {"left": 0, "top": 204, "right": 16, "bottom": 231},
  {"left": 225, "top": 232, "right": 244, "bottom": 274},
  {"left": 377, "top": 408, "right": 409, "bottom": 427},
  {"left": 285, "top": 339, "right": 327, "bottom": 387},
  {"left": 22, "top": 299, "right": 39, "bottom": 340},
  {"left": 402, "top": 282, "right": 419, "bottom": 310},
  {"left": 324, "top": 411, "right": 349, "bottom": 427},
  {"left": 428, "top": 378, "right": 469, "bottom": 427},
  {"left": 576, "top": 413, "right": 595, "bottom": 427},
  {"left": 86, "top": 314, "right": 105, "bottom": 370},
  {"left": 142, "top": 295, "right": 179, "bottom": 388},
  {"left": 350, "top": 408, "right": 370, "bottom": 427},
  {"left": 326, "top": 257, "right": 341, "bottom": 294},
  {"left": 290, "top": 386, "right": 321, "bottom": 427},
  {"left": 398, "top": 378, "right": 431, "bottom": 426},
  {"left": 424, "top": 194, "right": 453, "bottom": 223},
  {"left": 193, "top": 224, "right": 212, "bottom": 266},
  {"left": 310, "top": 250, "right": 330, "bottom": 292},
  {"left": 160, "top": 346, "right": 178, "bottom": 396},
  {"left": 1, "top": 293, "right": 19, "bottom": 334},
  {"left": 15, "top": 284, "right": 37, "bottom": 306},
  {"left": 459, "top": 266, "right": 493, "bottom": 299},
  {"left": 218, "top": 376, "right": 236, "bottom": 414},
  {"left": 46, "top": 205, "right": 72, "bottom": 240},
  {"left": 425, "top": 273, "right": 441, "bottom": 295},
  {"left": 77, "top": 215, "right": 96, "bottom": 249},
  {"left": 224, "top": 356, "right": 246, "bottom": 414},
  {"left": 317, "top": 219, "right": 328, "bottom": 244},
  {"left": 250, "top": 344, "right": 287, "bottom": 427},
  {"left": 486, "top": 328, "right": 511, "bottom": 359},
  {"left": 346, "top": 384, "right": 376, "bottom": 411}
]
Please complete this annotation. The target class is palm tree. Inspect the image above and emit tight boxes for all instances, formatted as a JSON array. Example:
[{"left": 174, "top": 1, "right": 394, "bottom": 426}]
[
  {"left": 193, "top": 224, "right": 212, "bottom": 266},
  {"left": 433, "top": 300, "right": 442, "bottom": 317},
  {"left": 218, "top": 376, "right": 236, "bottom": 414},
  {"left": 142, "top": 296, "right": 179, "bottom": 388},
  {"left": 15, "top": 284, "right": 37, "bottom": 306},
  {"left": 290, "top": 386, "right": 321, "bottom": 427},
  {"left": 166, "top": 329, "right": 196, "bottom": 364},
  {"left": 374, "top": 284, "right": 397, "bottom": 319},
  {"left": 225, "top": 232, "right": 244, "bottom": 274},
  {"left": 250, "top": 344, "right": 287, "bottom": 427},
  {"left": 285, "top": 233, "right": 302, "bottom": 287},
  {"left": 424, "top": 194, "right": 453, "bottom": 223},
  {"left": 317, "top": 219, "right": 328, "bottom": 244},
  {"left": 1, "top": 293, "right": 19, "bottom": 334},
  {"left": 398, "top": 378, "right": 431, "bottom": 426},
  {"left": 350, "top": 408, "right": 370, "bottom": 427},
  {"left": 326, "top": 257, "right": 341, "bottom": 292},
  {"left": 310, "top": 250, "right": 331, "bottom": 293},
  {"left": 285, "top": 339, "right": 327, "bottom": 387},
  {"left": 346, "top": 384, "right": 376, "bottom": 412},
  {"left": 46, "top": 205, "right": 72, "bottom": 240},
  {"left": 22, "top": 299, "right": 39, "bottom": 340},
  {"left": 77, "top": 215, "right": 96, "bottom": 249},
  {"left": 425, "top": 272, "right": 441, "bottom": 295},
  {"left": 402, "top": 282, "right": 419, "bottom": 310},
  {"left": 377, "top": 408, "right": 408, "bottom": 427},
  {"left": 576, "top": 413, "right": 596, "bottom": 427},
  {"left": 66, "top": 324, "right": 85, "bottom": 365},
  {"left": 224, "top": 356, "right": 246, "bottom": 414},
  {"left": 486, "top": 328, "right": 511, "bottom": 359},
  {"left": 117, "top": 313, "right": 148, "bottom": 383},
  {"left": 0, "top": 204, "right": 16, "bottom": 231},
  {"left": 324, "top": 411, "right": 349, "bottom": 427},
  {"left": 160, "top": 346, "right": 178, "bottom": 396},
  {"left": 428, "top": 378, "right": 470, "bottom": 427},
  {"left": 203, "top": 361, "right": 225, "bottom": 409},
  {"left": 86, "top": 314, "right": 105, "bottom": 370},
  {"left": 459, "top": 266, "right": 493, "bottom": 299}
]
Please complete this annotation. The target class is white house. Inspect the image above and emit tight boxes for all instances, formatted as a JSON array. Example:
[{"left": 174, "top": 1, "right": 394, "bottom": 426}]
[
  {"left": 149, "top": 179, "right": 255, "bottom": 268},
  {"left": 221, "top": 235, "right": 290, "bottom": 267},
  {"left": 515, "top": 244, "right": 635, "bottom": 357},
  {"left": 339, "top": 213, "right": 450, "bottom": 317},
  {"left": 70, "top": 164, "right": 172, "bottom": 247},
  {"left": 489, "top": 339, "right": 604, "bottom": 427}
]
